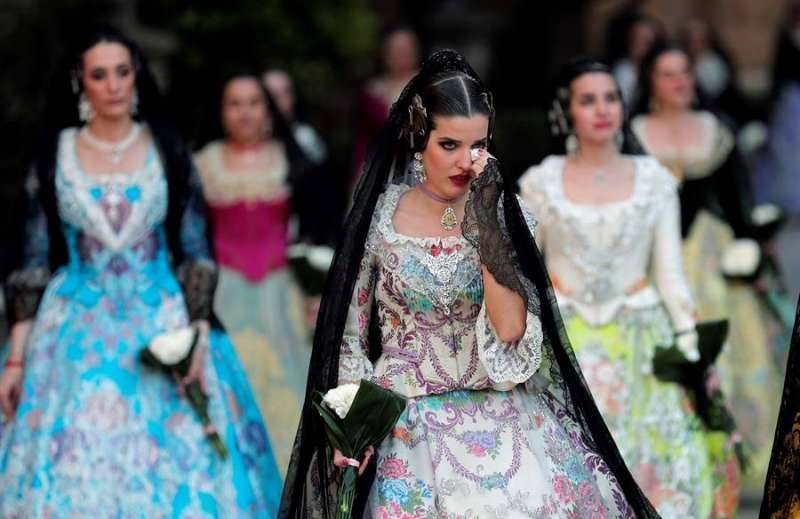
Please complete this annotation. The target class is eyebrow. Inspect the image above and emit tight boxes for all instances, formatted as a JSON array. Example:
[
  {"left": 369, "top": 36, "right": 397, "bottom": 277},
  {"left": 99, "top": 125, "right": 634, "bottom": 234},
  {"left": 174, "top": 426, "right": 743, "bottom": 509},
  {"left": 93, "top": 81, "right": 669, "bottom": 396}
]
[{"left": 437, "top": 136, "right": 487, "bottom": 145}]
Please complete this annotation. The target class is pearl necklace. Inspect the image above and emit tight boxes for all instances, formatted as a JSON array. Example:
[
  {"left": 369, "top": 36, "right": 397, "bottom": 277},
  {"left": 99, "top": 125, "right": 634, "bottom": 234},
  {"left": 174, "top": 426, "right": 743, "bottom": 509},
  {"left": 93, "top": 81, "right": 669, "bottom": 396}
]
[
  {"left": 417, "top": 182, "right": 460, "bottom": 231},
  {"left": 80, "top": 123, "right": 142, "bottom": 165}
]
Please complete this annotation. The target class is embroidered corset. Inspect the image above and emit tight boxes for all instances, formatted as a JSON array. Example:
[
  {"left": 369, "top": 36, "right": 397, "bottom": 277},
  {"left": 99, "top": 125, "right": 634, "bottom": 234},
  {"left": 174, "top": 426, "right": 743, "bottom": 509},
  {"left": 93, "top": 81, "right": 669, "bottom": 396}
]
[
  {"left": 337, "top": 184, "right": 544, "bottom": 398},
  {"left": 519, "top": 155, "right": 696, "bottom": 330},
  {"left": 54, "top": 128, "right": 182, "bottom": 315}
]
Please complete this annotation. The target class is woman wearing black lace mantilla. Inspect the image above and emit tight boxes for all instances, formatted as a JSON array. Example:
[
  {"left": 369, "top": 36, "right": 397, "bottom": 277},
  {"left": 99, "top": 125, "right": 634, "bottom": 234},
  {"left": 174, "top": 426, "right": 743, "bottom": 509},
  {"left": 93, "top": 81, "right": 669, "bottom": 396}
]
[{"left": 279, "top": 49, "right": 658, "bottom": 518}]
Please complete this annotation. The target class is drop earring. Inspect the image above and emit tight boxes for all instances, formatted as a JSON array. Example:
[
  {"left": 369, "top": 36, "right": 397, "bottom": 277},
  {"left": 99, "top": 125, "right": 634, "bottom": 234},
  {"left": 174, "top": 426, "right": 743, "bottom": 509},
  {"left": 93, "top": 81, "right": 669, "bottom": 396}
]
[
  {"left": 78, "top": 93, "right": 95, "bottom": 123},
  {"left": 565, "top": 133, "right": 578, "bottom": 155},
  {"left": 413, "top": 152, "right": 426, "bottom": 183},
  {"left": 130, "top": 88, "right": 139, "bottom": 116}
]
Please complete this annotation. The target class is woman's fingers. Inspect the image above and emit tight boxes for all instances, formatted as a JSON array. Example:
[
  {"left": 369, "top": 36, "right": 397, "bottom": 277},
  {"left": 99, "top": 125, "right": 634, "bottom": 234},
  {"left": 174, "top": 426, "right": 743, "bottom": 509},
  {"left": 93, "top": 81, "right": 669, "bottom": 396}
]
[
  {"left": 333, "top": 446, "right": 376, "bottom": 476},
  {"left": 358, "top": 445, "right": 375, "bottom": 476}
]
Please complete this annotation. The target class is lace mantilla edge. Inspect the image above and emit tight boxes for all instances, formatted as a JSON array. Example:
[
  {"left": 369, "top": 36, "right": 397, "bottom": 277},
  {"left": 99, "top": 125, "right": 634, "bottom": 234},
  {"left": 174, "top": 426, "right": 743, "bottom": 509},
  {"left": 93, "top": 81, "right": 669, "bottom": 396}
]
[
  {"left": 462, "top": 160, "right": 540, "bottom": 315},
  {"left": 476, "top": 304, "right": 544, "bottom": 389}
]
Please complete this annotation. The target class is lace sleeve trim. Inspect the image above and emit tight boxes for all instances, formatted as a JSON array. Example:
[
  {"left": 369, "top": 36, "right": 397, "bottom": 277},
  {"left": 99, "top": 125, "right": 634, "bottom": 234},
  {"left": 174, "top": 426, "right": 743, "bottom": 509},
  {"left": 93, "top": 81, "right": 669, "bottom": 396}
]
[
  {"left": 176, "top": 259, "right": 219, "bottom": 322},
  {"left": 338, "top": 336, "right": 375, "bottom": 383},
  {"left": 4, "top": 267, "right": 51, "bottom": 325},
  {"left": 476, "top": 303, "right": 543, "bottom": 389}
]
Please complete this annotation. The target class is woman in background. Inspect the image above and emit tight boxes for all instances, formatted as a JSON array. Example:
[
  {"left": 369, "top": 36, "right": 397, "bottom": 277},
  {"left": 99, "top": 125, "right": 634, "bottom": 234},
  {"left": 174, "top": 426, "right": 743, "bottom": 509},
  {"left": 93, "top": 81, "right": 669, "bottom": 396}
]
[
  {"left": 194, "top": 72, "right": 309, "bottom": 475},
  {"left": 0, "top": 27, "right": 280, "bottom": 516},
  {"left": 631, "top": 41, "right": 784, "bottom": 494},
  {"left": 352, "top": 27, "right": 420, "bottom": 186},
  {"left": 519, "top": 58, "right": 739, "bottom": 517}
]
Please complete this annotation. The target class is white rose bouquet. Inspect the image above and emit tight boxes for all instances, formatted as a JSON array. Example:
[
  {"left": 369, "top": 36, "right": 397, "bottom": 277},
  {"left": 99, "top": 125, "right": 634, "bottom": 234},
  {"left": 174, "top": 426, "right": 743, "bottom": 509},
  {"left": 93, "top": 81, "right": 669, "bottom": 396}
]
[
  {"left": 141, "top": 324, "right": 228, "bottom": 459},
  {"left": 313, "top": 379, "right": 406, "bottom": 519}
]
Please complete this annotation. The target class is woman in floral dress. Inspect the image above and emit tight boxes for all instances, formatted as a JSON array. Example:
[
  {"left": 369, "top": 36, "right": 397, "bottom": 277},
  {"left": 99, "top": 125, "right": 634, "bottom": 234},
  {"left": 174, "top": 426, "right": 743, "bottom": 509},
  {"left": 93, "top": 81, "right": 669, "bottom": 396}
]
[
  {"left": 519, "top": 58, "right": 739, "bottom": 518},
  {"left": 280, "top": 50, "right": 659, "bottom": 519},
  {"left": 0, "top": 26, "right": 280, "bottom": 516}
]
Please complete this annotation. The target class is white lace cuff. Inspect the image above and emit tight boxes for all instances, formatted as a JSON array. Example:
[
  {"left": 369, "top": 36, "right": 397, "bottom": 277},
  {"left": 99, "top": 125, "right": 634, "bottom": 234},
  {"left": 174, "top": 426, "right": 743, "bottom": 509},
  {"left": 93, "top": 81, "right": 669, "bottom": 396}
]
[
  {"left": 337, "top": 337, "right": 374, "bottom": 384},
  {"left": 476, "top": 304, "right": 543, "bottom": 391}
]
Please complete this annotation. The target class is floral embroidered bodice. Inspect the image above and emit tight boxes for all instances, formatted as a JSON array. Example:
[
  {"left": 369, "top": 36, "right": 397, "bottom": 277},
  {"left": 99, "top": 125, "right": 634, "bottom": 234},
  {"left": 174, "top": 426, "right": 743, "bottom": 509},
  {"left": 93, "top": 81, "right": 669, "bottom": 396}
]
[
  {"left": 54, "top": 128, "right": 183, "bottom": 316},
  {"left": 338, "top": 184, "right": 543, "bottom": 398},
  {"left": 631, "top": 111, "right": 733, "bottom": 181},
  {"left": 519, "top": 155, "right": 696, "bottom": 330}
]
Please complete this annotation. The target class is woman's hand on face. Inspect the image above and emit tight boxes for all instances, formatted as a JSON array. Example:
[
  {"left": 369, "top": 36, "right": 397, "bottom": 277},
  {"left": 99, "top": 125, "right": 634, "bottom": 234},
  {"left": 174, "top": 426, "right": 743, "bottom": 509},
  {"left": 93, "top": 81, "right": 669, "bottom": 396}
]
[
  {"left": 333, "top": 446, "right": 375, "bottom": 476},
  {"left": 469, "top": 148, "right": 494, "bottom": 178}
]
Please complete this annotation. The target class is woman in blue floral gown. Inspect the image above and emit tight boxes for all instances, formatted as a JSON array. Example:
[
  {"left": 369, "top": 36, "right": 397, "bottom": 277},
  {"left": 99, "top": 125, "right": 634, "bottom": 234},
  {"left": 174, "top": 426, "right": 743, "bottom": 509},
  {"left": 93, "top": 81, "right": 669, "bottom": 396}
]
[{"left": 0, "top": 26, "right": 280, "bottom": 516}]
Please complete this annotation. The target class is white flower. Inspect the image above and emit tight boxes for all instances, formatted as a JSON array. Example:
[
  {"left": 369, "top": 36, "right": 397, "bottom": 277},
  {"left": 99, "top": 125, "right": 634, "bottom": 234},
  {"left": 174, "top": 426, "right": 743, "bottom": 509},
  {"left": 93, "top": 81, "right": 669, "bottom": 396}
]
[
  {"left": 148, "top": 327, "right": 195, "bottom": 365},
  {"left": 676, "top": 331, "right": 700, "bottom": 362},
  {"left": 287, "top": 243, "right": 309, "bottom": 259},
  {"left": 736, "top": 121, "right": 768, "bottom": 155},
  {"left": 322, "top": 383, "right": 360, "bottom": 419},
  {"left": 751, "top": 203, "right": 782, "bottom": 226},
  {"left": 306, "top": 246, "right": 335, "bottom": 272},
  {"left": 721, "top": 239, "right": 761, "bottom": 277}
]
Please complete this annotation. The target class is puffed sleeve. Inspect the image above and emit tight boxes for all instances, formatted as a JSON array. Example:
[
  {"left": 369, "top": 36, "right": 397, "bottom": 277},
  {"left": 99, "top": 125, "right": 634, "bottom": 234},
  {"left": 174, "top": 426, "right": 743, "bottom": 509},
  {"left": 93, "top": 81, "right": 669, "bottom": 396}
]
[
  {"left": 3, "top": 173, "right": 51, "bottom": 328},
  {"left": 652, "top": 178, "right": 697, "bottom": 333}
]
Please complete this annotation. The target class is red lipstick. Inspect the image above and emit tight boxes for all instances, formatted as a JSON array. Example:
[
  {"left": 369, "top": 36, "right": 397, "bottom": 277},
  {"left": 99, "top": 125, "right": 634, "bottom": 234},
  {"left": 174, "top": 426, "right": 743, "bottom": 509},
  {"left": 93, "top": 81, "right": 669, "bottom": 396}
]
[{"left": 449, "top": 174, "right": 471, "bottom": 187}]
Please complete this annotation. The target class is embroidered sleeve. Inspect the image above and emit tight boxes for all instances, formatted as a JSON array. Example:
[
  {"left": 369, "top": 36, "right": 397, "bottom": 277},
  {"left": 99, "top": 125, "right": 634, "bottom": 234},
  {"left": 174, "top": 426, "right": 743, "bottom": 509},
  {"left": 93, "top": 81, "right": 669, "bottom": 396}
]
[
  {"left": 180, "top": 165, "right": 213, "bottom": 261},
  {"left": 176, "top": 259, "right": 218, "bottom": 323},
  {"left": 4, "top": 173, "right": 51, "bottom": 327},
  {"left": 651, "top": 174, "right": 696, "bottom": 332},
  {"left": 517, "top": 164, "right": 548, "bottom": 251},
  {"left": 176, "top": 163, "right": 218, "bottom": 322},
  {"left": 338, "top": 246, "right": 378, "bottom": 385},
  {"left": 337, "top": 203, "right": 384, "bottom": 385}
]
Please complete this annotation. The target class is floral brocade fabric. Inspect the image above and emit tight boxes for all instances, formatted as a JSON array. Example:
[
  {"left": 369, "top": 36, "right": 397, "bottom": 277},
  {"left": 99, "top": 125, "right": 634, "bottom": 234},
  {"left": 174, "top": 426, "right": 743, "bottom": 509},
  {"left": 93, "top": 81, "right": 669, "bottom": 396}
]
[
  {"left": 340, "top": 185, "right": 636, "bottom": 518},
  {"left": 0, "top": 128, "right": 281, "bottom": 517}
]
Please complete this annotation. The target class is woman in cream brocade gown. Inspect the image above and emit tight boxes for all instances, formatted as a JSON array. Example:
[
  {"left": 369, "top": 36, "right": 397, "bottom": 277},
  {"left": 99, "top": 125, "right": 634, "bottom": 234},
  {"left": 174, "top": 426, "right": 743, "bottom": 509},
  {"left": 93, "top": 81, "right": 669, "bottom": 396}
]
[
  {"left": 520, "top": 58, "right": 739, "bottom": 517},
  {"left": 632, "top": 41, "right": 783, "bottom": 492},
  {"left": 280, "top": 49, "right": 661, "bottom": 519}
]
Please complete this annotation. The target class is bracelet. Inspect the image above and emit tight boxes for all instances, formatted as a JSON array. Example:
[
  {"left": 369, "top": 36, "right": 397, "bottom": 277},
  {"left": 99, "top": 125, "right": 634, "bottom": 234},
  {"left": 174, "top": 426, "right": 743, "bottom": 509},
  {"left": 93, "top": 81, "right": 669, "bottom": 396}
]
[{"left": 4, "top": 359, "right": 24, "bottom": 369}]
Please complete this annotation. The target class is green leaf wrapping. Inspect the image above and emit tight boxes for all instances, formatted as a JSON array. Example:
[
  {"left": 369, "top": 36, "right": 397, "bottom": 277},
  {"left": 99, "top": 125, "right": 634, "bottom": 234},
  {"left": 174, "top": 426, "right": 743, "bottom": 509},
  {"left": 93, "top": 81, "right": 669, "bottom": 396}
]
[
  {"left": 313, "top": 380, "right": 406, "bottom": 459},
  {"left": 652, "top": 319, "right": 745, "bottom": 471},
  {"left": 312, "top": 380, "right": 407, "bottom": 518}
]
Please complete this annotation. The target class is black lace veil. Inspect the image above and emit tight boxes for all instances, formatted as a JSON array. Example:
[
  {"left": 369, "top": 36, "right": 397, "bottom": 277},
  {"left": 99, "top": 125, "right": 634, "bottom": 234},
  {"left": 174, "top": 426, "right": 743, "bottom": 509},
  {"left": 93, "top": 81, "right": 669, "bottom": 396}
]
[{"left": 279, "top": 50, "right": 658, "bottom": 518}]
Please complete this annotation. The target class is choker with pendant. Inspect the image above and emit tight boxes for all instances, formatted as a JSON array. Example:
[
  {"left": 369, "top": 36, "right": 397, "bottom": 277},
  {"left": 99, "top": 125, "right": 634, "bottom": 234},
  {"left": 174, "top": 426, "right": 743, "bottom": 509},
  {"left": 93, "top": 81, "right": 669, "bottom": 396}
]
[{"left": 417, "top": 182, "right": 460, "bottom": 231}]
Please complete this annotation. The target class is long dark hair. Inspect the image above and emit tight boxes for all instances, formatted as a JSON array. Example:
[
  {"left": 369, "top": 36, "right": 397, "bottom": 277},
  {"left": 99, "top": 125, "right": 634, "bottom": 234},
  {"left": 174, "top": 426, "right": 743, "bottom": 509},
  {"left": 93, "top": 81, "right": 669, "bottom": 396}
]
[
  {"left": 280, "top": 49, "right": 658, "bottom": 519},
  {"left": 29, "top": 24, "right": 201, "bottom": 271},
  {"left": 403, "top": 70, "right": 494, "bottom": 154},
  {"left": 548, "top": 56, "right": 644, "bottom": 155},
  {"left": 208, "top": 71, "right": 310, "bottom": 188},
  {"left": 632, "top": 40, "right": 708, "bottom": 117}
]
